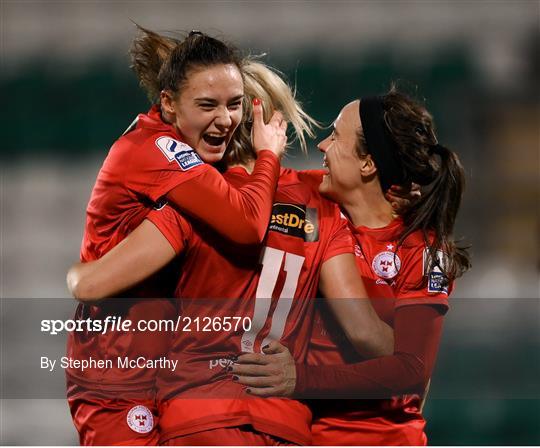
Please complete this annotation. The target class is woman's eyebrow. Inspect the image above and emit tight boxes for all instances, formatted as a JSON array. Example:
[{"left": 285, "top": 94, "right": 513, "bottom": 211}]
[
  {"left": 194, "top": 97, "right": 218, "bottom": 103},
  {"left": 194, "top": 94, "right": 244, "bottom": 103}
]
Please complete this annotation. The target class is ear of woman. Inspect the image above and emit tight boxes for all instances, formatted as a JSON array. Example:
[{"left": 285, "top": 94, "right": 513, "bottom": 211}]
[
  {"left": 358, "top": 153, "right": 377, "bottom": 177},
  {"left": 160, "top": 90, "right": 176, "bottom": 117}
]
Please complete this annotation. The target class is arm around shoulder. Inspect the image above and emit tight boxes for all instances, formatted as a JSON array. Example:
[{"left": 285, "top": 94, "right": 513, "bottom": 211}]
[{"left": 66, "top": 219, "right": 177, "bottom": 302}]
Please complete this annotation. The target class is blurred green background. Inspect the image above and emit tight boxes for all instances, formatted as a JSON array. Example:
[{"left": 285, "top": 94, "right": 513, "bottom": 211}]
[{"left": 1, "top": 1, "right": 539, "bottom": 445}]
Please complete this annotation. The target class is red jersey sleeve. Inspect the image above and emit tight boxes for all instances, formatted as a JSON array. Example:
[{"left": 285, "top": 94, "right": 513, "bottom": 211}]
[
  {"left": 124, "top": 130, "right": 280, "bottom": 245},
  {"left": 394, "top": 245, "right": 452, "bottom": 311},
  {"left": 123, "top": 132, "right": 207, "bottom": 201},
  {"left": 146, "top": 205, "right": 193, "bottom": 255},
  {"left": 295, "top": 304, "right": 445, "bottom": 398},
  {"left": 166, "top": 150, "right": 280, "bottom": 245},
  {"left": 322, "top": 214, "right": 355, "bottom": 263}
]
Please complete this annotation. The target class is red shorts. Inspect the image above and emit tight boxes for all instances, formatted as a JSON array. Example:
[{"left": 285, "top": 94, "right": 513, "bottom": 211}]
[
  {"left": 68, "top": 391, "right": 159, "bottom": 445},
  {"left": 312, "top": 416, "right": 427, "bottom": 446},
  {"left": 160, "top": 426, "right": 298, "bottom": 446}
]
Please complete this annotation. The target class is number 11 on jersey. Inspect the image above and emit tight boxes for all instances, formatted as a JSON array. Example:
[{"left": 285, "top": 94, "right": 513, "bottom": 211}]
[{"left": 240, "top": 247, "right": 305, "bottom": 353}]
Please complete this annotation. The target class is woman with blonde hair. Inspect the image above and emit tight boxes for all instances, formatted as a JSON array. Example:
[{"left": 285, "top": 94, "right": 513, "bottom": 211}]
[
  {"left": 66, "top": 27, "right": 290, "bottom": 446},
  {"left": 232, "top": 89, "right": 471, "bottom": 445},
  {"left": 68, "top": 28, "right": 394, "bottom": 445}
]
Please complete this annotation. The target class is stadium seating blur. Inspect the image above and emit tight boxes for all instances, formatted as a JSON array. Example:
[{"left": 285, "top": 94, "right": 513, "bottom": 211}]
[{"left": 1, "top": 1, "right": 538, "bottom": 444}]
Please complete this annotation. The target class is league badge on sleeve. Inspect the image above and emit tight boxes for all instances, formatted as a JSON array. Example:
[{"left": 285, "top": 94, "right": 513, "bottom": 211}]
[
  {"left": 423, "top": 248, "right": 449, "bottom": 294},
  {"left": 155, "top": 136, "right": 203, "bottom": 171},
  {"left": 427, "top": 272, "right": 447, "bottom": 294}
]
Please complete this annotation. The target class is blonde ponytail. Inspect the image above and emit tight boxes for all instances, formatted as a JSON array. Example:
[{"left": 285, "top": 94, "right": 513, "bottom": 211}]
[{"left": 227, "top": 57, "right": 320, "bottom": 165}]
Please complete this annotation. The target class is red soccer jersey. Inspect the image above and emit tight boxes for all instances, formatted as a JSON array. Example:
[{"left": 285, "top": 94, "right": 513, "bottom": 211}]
[
  {"left": 67, "top": 105, "right": 203, "bottom": 391},
  {"left": 308, "top": 217, "right": 451, "bottom": 446},
  {"left": 81, "top": 105, "right": 207, "bottom": 261},
  {"left": 147, "top": 167, "right": 354, "bottom": 445},
  {"left": 68, "top": 102, "right": 279, "bottom": 384},
  {"left": 67, "top": 106, "right": 200, "bottom": 444},
  {"left": 67, "top": 106, "right": 281, "bottom": 445}
]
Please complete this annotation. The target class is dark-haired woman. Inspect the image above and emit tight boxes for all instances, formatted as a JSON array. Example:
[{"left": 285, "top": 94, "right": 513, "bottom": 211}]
[
  {"left": 231, "top": 89, "right": 470, "bottom": 445},
  {"left": 65, "top": 29, "right": 292, "bottom": 446},
  {"left": 67, "top": 58, "right": 396, "bottom": 445}
]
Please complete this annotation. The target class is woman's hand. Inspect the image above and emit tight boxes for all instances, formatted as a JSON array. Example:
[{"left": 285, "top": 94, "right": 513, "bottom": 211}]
[
  {"left": 229, "top": 341, "right": 296, "bottom": 397},
  {"left": 251, "top": 98, "right": 287, "bottom": 159}
]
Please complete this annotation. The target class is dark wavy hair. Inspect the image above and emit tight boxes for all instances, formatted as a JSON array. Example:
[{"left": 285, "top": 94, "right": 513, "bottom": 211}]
[
  {"left": 130, "top": 26, "right": 242, "bottom": 103},
  {"left": 358, "top": 86, "right": 471, "bottom": 282}
]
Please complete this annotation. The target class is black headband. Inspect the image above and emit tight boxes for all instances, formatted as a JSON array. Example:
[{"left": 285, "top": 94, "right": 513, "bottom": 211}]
[{"left": 359, "top": 97, "right": 406, "bottom": 192}]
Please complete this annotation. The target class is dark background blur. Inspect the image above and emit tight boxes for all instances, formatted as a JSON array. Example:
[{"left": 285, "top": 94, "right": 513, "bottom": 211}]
[{"left": 1, "top": 1, "right": 539, "bottom": 445}]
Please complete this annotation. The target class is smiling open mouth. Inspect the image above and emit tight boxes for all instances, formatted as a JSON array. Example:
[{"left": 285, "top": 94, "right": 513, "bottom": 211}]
[
  {"left": 203, "top": 134, "right": 226, "bottom": 147},
  {"left": 322, "top": 157, "right": 330, "bottom": 173}
]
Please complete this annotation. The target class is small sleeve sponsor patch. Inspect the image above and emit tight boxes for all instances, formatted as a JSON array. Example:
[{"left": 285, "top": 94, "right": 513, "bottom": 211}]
[
  {"left": 155, "top": 136, "right": 203, "bottom": 170},
  {"left": 427, "top": 271, "right": 448, "bottom": 294},
  {"left": 423, "top": 248, "right": 449, "bottom": 294}
]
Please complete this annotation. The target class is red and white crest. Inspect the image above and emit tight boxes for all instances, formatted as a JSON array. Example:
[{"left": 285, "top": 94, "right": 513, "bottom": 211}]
[
  {"left": 127, "top": 405, "right": 154, "bottom": 434},
  {"left": 372, "top": 251, "right": 401, "bottom": 279}
]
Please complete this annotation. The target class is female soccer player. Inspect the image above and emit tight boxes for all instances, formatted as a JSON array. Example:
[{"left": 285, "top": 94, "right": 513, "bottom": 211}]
[
  {"left": 231, "top": 88, "right": 471, "bottom": 445},
  {"left": 68, "top": 59, "right": 395, "bottom": 445},
  {"left": 66, "top": 28, "right": 296, "bottom": 446}
]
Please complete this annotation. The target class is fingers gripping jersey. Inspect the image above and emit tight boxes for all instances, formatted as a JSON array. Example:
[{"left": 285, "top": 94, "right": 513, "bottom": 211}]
[
  {"left": 147, "top": 167, "right": 354, "bottom": 445},
  {"left": 308, "top": 218, "right": 452, "bottom": 446}
]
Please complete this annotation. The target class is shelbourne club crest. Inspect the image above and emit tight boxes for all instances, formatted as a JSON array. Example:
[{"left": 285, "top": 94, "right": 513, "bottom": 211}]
[
  {"left": 372, "top": 250, "right": 401, "bottom": 279},
  {"left": 126, "top": 405, "right": 154, "bottom": 434}
]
